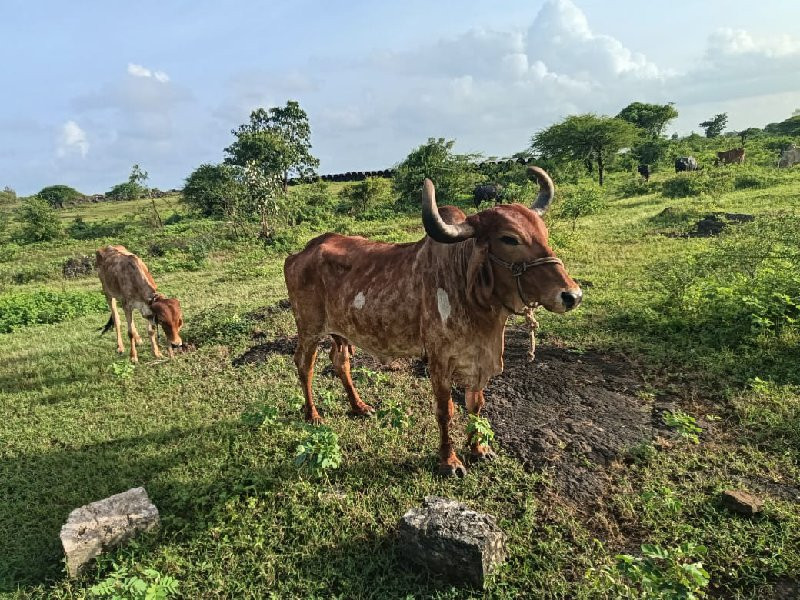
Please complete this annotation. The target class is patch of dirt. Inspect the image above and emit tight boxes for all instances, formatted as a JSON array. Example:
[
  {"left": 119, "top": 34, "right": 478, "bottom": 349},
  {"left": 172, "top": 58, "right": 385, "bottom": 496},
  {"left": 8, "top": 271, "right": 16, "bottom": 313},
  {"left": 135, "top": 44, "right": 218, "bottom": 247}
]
[
  {"left": 232, "top": 333, "right": 429, "bottom": 377},
  {"left": 666, "top": 212, "right": 754, "bottom": 238},
  {"left": 246, "top": 299, "right": 292, "bottom": 322},
  {"left": 62, "top": 255, "right": 94, "bottom": 279},
  {"left": 483, "top": 327, "right": 654, "bottom": 505}
]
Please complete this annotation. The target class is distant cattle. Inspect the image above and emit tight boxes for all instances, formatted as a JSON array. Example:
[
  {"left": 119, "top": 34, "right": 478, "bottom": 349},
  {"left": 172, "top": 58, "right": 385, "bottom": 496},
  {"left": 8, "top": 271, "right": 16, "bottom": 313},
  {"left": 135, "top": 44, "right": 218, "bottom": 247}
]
[
  {"left": 637, "top": 164, "right": 651, "bottom": 181},
  {"left": 778, "top": 145, "right": 800, "bottom": 168},
  {"left": 473, "top": 183, "right": 504, "bottom": 209},
  {"left": 96, "top": 245, "right": 184, "bottom": 363},
  {"left": 284, "top": 167, "right": 581, "bottom": 477},
  {"left": 716, "top": 147, "right": 745, "bottom": 165},
  {"left": 675, "top": 157, "right": 699, "bottom": 172}
]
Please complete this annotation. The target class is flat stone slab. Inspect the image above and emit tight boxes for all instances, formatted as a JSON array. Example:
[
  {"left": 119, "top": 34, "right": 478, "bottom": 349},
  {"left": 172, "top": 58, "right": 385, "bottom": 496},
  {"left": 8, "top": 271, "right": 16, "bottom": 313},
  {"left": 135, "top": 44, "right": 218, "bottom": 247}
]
[
  {"left": 721, "top": 489, "right": 764, "bottom": 515},
  {"left": 60, "top": 487, "right": 159, "bottom": 577},
  {"left": 397, "top": 496, "right": 507, "bottom": 588}
]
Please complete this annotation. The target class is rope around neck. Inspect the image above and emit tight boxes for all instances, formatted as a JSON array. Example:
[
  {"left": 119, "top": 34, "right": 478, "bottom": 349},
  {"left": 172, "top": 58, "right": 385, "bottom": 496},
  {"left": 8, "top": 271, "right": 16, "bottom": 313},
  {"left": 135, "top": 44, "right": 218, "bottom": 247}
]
[{"left": 488, "top": 252, "right": 562, "bottom": 363}]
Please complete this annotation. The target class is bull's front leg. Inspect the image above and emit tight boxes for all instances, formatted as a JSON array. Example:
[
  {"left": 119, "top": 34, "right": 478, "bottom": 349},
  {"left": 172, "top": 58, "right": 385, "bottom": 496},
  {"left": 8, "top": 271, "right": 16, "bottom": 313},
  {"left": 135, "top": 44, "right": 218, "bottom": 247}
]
[
  {"left": 430, "top": 370, "right": 467, "bottom": 477},
  {"left": 466, "top": 389, "right": 497, "bottom": 461}
]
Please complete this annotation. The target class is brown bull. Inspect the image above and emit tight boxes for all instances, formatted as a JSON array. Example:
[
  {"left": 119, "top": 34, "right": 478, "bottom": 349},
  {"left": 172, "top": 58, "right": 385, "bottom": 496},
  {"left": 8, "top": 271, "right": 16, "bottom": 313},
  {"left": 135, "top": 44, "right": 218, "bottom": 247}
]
[
  {"left": 284, "top": 167, "right": 582, "bottom": 476},
  {"left": 716, "top": 147, "right": 745, "bottom": 165},
  {"left": 96, "top": 245, "right": 184, "bottom": 362}
]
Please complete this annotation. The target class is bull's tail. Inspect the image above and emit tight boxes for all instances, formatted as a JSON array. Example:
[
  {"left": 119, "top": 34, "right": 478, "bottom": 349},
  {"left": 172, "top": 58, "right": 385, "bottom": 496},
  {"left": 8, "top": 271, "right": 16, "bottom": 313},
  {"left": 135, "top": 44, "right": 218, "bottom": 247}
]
[{"left": 99, "top": 313, "right": 114, "bottom": 335}]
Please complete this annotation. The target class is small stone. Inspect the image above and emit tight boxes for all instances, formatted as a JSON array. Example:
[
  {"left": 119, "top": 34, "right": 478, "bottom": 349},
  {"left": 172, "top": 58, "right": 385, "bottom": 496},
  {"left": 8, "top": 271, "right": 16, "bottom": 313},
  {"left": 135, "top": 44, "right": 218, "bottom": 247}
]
[
  {"left": 60, "top": 487, "right": 159, "bottom": 577},
  {"left": 397, "top": 496, "right": 507, "bottom": 588},
  {"left": 721, "top": 489, "right": 764, "bottom": 515}
]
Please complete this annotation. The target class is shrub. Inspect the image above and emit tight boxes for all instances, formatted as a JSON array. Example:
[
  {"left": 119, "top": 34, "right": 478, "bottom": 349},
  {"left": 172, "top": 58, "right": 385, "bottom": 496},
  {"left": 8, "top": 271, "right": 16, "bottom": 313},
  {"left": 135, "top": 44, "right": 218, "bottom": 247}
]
[
  {"left": 1, "top": 186, "right": 17, "bottom": 204},
  {"left": 15, "top": 196, "right": 63, "bottom": 243},
  {"left": 661, "top": 172, "right": 733, "bottom": 198},
  {"left": 558, "top": 183, "right": 605, "bottom": 230},
  {"left": 733, "top": 168, "right": 777, "bottom": 190},
  {"left": 617, "top": 176, "right": 655, "bottom": 198},
  {"left": 36, "top": 184, "right": 81, "bottom": 208},
  {"left": 611, "top": 542, "right": 710, "bottom": 599},
  {"left": 393, "top": 138, "right": 483, "bottom": 206},
  {"left": 107, "top": 181, "right": 144, "bottom": 201},
  {"left": 0, "top": 290, "right": 107, "bottom": 333},
  {"left": 338, "top": 177, "right": 393, "bottom": 215},
  {"left": 89, "top": 564, "right": 179, "bottom": 599},
  {"left": 183, "top": 163, "right": 241, "bottom": 217}
]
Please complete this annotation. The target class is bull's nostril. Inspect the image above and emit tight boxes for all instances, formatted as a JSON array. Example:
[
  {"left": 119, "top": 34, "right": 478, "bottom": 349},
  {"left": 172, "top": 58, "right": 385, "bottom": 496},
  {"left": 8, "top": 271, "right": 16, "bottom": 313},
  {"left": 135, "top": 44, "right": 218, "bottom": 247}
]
[{"left": 561, "top": 291, "right": 580, "bottom": 309}]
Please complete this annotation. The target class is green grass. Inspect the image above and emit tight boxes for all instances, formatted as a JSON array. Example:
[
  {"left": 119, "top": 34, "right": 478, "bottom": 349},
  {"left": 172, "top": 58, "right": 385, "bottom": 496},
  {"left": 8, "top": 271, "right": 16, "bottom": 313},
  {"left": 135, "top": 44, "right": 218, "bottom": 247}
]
[{"left": 1, "top": 170, "right": 800, "bottom": 598}]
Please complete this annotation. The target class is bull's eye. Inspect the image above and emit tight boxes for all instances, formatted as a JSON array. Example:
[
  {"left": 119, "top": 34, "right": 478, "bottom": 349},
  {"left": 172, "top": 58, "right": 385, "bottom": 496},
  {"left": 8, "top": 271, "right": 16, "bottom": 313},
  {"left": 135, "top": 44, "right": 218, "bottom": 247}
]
[{"left": 500, "top": 235, "right": 519, "bottom": 246}]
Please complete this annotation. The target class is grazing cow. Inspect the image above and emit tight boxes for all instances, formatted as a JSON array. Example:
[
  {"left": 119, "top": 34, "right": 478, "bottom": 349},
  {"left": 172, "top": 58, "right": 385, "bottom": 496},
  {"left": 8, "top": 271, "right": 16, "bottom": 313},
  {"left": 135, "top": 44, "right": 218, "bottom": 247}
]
[
  {"left": 716, "top": 147, "right": 745, "bottom": 165},
  {"left": 96, "top": 245, "right": 184, "bottom": 363},
  {"left": 284, "top": 167, "right": 582, "bottom": 477},
  {"left": 778, "top": 145, "right": 800, "bottom": 168},
  {"left": 473, "top": 183, "right": 505, "bottom": 209},
  {"left": 674, "top": 156, "right": 699, "bottom": 172},
  {"left": 637, "top": 164, "right": 651, "bottom": 182}
]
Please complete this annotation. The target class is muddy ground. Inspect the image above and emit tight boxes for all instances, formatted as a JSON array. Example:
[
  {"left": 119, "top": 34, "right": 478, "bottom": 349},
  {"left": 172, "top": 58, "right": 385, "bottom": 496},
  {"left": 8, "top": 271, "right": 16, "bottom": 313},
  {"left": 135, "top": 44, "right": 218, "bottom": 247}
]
[{"left": 234, "top": 309, "right": 662, "bottom": 504}]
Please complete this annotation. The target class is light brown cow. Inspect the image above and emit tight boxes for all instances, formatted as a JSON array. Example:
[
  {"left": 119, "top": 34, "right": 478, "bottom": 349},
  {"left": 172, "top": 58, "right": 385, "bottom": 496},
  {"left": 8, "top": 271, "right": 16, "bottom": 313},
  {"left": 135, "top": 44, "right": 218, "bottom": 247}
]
[
  {"left": 96, "top": 245, "right": 184, "bottom": 362},
  {"left": 716, "top": 147, "right": 745, "bottom": 165},
  {"left": 284, "top": 167, "right": 581, "bottom": 477}
]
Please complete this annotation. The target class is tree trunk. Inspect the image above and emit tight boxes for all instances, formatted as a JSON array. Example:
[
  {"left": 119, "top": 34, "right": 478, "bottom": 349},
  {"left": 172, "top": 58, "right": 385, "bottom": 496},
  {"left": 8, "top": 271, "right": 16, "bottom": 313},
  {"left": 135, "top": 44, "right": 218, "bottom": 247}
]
[
  {"left": 597, "top": 152, "right": 605, "bottom": 186},
  {"left": 150, "top": 197, "right": 164, "bottom": 228}
]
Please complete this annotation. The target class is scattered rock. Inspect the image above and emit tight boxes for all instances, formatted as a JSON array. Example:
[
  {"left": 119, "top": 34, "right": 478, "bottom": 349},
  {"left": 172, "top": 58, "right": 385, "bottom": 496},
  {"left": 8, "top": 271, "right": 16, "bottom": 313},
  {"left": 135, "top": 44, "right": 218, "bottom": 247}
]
[
  {"left": 62, "top": 255, "right": 94, "bottom": 279},
  {"left": 60, "top": 487, "right": 159, "bottom": 577},
  {"left": 720, "top": 489, "right": 764, "bottom": 515},
  {"left": 397, "top": 496, "right": 507, "bottom": 588}
]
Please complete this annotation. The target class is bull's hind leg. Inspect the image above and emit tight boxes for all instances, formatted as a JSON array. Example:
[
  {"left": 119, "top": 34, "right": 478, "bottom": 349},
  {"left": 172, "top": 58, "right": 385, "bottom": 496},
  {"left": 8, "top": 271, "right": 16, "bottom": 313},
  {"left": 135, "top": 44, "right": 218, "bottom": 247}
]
[
  {"left": 295, "top": 335, "right": 323, "bottom": 424},
  {"left": 329, "top": 335, "right": 374, "bottom": 417},
  {"left": 430, "top": 367, "right": 466, "bottom": 477},
  {"left": 466, "top": 389, "right": 497, "bottom": 461}
]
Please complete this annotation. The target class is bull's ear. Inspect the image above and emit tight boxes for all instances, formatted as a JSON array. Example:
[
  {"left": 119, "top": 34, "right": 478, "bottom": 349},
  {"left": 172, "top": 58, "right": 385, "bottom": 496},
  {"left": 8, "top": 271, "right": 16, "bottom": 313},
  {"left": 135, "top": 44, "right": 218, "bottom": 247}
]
[{"left": 467, "top": 242, "right": 494, "bottom": 307}]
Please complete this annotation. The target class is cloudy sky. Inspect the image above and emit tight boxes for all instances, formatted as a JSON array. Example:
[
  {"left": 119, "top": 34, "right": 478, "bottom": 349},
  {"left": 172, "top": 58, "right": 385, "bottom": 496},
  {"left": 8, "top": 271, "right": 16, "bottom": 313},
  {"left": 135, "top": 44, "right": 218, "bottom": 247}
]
[{"left": 2, "top": 0, "right": 799, "bottom": 195}]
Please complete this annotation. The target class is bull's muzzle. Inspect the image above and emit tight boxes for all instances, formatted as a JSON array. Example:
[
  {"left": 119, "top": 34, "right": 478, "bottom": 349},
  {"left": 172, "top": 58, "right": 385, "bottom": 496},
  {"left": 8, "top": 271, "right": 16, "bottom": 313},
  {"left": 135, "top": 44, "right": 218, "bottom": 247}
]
[{"left": 560, "top": 289, "right": 582, "bottom": 311}]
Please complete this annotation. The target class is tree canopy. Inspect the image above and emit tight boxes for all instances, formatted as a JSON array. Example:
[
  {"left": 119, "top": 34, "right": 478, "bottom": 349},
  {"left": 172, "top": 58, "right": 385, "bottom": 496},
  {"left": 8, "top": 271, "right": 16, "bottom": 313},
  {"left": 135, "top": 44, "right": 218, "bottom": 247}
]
[
  {"left": 616, "top": 102, "right": 678, "bottom": 138},
  {"left": 531, "top": 114, "right": 639, "bottom": 185},
  {"left": 764, "top": 115, "right": 800, "bottom": 137},
  {"left": 37, "top": 185, "right": 81, "bottom": 209},
  {"left": 224, "top": 101, "right": 319, "bottom": 190},
  {"left": 699, "top": 113, "right": 728, "bottom": 138},
  {"left": 183, "top": 163, "right": 240, "bottom": 217}
]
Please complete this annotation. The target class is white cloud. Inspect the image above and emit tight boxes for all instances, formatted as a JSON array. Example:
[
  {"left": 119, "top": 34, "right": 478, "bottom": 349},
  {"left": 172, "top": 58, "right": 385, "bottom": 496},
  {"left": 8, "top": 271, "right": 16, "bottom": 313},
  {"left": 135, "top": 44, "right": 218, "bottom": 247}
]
[
  {"left": 57, "top": 120, "right": 89, "bottom": 158},
  {"left": 127, "top": 62, "right": 170, "bottom": 83}
]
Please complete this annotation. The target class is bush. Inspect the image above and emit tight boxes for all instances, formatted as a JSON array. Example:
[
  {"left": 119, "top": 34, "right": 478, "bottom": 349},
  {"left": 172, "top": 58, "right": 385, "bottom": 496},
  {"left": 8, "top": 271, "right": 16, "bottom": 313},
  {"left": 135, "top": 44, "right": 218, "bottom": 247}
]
[
  {"left": 107, "top": 181, "right": 144, "bottom": 201},
  {"left": 288, "top": 180, "right": 335, "bottom": 226},
  {"left": 183, "top": 163, "right": 241, "bottom": 217},
  {"left": 617, "top": 176, "right": 656, "bottom": 198},
  {"left": 15, "top": 196, "right": 63, "bottom": 243},
  {"left": 661, "top": 172, "right": 733, "bottom": 198},
  {"left": 0, "top": 290, "right": 107, "bottom": 333},
  {"left": 0, "top": 186, "right": 17, "bottom": 204},
  {"left": 393, "top": 138, "right": 483, "bottom": 206},
  {"left": 733, "top": 168, "right": 778, "bottom": 190},
  {"left": 36, "top": 184, "right": 81, "bottom": 208},
  {"left": 338, "top": 177, "right": 393, "bottom": 215},
  {"left": 558, "top": 183, "right": 605, "bottom": 230}
]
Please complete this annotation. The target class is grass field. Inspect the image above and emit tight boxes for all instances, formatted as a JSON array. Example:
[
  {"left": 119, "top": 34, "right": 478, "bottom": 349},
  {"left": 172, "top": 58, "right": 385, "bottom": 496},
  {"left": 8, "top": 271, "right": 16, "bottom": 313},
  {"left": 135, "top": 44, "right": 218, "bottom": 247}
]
[{"left": 1, "top": 168, "right": 799, "bottom": 598}]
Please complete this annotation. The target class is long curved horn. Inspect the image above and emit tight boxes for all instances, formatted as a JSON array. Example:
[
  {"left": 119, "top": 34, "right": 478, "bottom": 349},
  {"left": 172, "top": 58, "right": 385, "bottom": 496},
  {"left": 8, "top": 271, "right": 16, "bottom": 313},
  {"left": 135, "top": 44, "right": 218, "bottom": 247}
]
[
  {"left": 421, "top": 178, "right": 475, "bottom": 244},
  {"left": 528, "top": 166, "right": 555, "bottom": 215}
]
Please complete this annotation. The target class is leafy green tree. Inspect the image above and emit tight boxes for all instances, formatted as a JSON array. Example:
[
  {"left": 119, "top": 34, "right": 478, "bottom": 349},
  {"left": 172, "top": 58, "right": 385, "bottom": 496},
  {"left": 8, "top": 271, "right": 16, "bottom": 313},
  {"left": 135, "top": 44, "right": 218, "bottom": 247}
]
[
  {"left": 129, "top": 164, "right": 149, "bottom": 194},
  {"left": 699, "top": 113, "right": 728, "bottom": 138},
  {"left": 737, "top": 127, "right": 762, "bottom": 146},
  {"left": 531, "top": 114, "right": 639, "bottom": 185},
  {"left": 393, "top": 137, "right": 482, "bottom": 205},
  {"left": 225, "top": 100, "right": 319, "bottom": 191},
  {"left": 16, "top": 196, "right": 63, "bottom": 242},
  {"left": 37, "top": 185, "right": 81, "bottom": 209},
  {"left": 0, "top": 186, "right": 16, "bottom": 204},
  {"left": 616, "top": 102, "right": 678, "bottom": 138},
  {"left": 183, "top": 163, "right": 241, "bottom": 217}
]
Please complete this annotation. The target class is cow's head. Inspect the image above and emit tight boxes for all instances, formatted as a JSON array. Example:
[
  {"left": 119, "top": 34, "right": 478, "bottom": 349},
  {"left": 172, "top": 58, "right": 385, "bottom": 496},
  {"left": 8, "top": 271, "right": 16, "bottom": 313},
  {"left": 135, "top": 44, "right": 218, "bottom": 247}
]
[
  {"left": 422, "top": 167, "right": 582, "bottom": 314},
  {"left": 150, "top": 295, "right": 184, "bottom": 355}
]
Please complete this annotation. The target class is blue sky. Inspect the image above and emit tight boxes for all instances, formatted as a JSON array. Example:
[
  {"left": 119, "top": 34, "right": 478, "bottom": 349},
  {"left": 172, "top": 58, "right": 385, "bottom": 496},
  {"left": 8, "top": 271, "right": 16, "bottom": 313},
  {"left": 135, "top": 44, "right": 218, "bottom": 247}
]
[{"left": 2, "top": 0, "right": 799, "bottom": 195}]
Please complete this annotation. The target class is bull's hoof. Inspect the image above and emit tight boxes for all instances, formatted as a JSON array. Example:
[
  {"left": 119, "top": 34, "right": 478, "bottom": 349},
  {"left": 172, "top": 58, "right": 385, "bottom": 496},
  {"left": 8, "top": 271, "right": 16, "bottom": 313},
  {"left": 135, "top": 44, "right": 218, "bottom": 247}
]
[
  {"left": 116, "top": 347, "right": 125, "bottom": 354},
  {"left": 349, "top": 403, "right": 375, "bottom": 418},
  {"left": 305, "top": 411, "right": 324, "bottom": 425},
  {"left": 437, "top": 461, "right": 467, "bottom": 478},
  {"left": 470, "top": 447, "right": 497, "bottom": 462}
]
